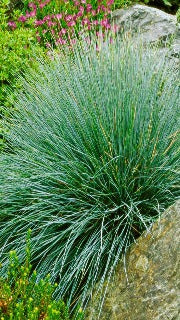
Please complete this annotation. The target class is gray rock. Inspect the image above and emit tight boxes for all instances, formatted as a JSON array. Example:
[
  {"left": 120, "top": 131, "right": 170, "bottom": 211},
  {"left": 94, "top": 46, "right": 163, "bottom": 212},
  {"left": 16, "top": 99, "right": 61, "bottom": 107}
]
[
  {"left": 85, "top": 201, "right": 180, "bottom": 320},
  {"left": 111, "top": 4, "right": 180, "bottom": 59}
]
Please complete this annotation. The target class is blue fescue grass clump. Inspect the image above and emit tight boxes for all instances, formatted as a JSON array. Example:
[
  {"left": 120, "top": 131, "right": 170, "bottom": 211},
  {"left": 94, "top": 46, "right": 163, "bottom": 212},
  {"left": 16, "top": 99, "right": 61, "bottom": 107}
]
[{"left": 0, "top": 37, "right": 179, "bottom": 310}]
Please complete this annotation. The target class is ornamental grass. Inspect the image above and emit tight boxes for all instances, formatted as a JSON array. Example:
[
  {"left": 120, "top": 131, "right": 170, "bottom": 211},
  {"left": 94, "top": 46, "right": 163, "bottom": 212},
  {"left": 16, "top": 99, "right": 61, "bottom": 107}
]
[{"left": 0, "top": 36, "right": 179, "bottom": 313}]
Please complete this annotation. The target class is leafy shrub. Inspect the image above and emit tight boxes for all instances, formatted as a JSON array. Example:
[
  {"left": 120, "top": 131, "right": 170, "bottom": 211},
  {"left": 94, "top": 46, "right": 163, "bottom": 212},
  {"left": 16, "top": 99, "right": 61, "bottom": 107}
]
[
  {"left": 0, "top": 0, "right": 44, "bottom": 151},
  {"left": 0, "top": 36, "right": 179, "bottom": 310},
  {"left": 0, "top": 230, "right": 84, "bottom": 320},
  {"left": 0, "top": 230, "right": 84, "bottom": 319}
]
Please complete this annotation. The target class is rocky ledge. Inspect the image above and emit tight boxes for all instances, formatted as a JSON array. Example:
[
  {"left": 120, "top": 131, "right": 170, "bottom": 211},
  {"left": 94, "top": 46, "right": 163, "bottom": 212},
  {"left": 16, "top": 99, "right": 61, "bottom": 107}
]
[
  {"left": 85, "top": 201, "right": 180, "bottom": 320},
  {"left": 111, "top": 4, "right": 180, "bottom": 60}
]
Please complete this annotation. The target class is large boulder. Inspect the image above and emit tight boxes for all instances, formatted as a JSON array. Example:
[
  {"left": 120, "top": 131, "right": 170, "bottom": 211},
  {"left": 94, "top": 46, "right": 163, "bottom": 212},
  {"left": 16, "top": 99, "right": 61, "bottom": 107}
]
[
  {"left": 111, "top": 4, "right": 180, "bottom": 59},
  {"left": 85, "top": 201, "right": 180, "bottom": 320}
]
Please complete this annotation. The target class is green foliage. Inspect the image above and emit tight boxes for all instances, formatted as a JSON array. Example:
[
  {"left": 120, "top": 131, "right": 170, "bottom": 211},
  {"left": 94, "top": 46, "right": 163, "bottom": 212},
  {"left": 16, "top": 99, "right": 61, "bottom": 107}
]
[
  {"left": 0, "top": 0, "right": 37, "bottom": 91},
  {"left": 0, "top": 231, "right": 69, "bottom": 320},
  {"left": 113, "top": 0, "right": 180, "bottom": 11},
  {"left": 0, "top": 230, "right": 84, "bottom": 320},
  {"left": 0, "top": 0, "right": 44, "bottom": 151},
  {"left": 0, "top": 36, "right": 179, "bottom": 310},
  {"left": 176, "top": 7, "right": 180, "bottom": 22},
  {"left": 145, "top": 0, "right": 180, "bottom": 8}
]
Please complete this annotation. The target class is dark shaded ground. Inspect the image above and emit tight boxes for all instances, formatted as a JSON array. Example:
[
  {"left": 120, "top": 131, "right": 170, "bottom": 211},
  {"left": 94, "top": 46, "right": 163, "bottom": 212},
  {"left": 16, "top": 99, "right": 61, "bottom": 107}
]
[{"left": 147, "top": 0, "right": 179, "bottom": 14}]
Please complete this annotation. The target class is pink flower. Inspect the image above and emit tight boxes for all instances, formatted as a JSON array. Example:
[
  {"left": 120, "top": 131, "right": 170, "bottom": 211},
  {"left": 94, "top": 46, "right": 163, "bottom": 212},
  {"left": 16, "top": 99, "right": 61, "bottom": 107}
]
[
  {"left": 59, "top": 28, "right": 67, "bottom": 35},
  {"left": 39, "top": 2, "right": 46, "bottom": 9},
  {"left": 74, "top": 1, "right": 79, "bottom": 5},
  {"left": 101, "top": 5, "right": 107, "bottom": 12},
  {"left": 93, "top": 20, "right": 99, "bottom": 25},
  {"left": 56, "top": 37, "right": 66, "bottom": 45},
  {"left": 29, "top": 10, "right": 36, "bottom": 17},
  {"left": 67, "top": 21, "right": 76, "bottom": 27},
  {"left": 8, "top": 21, "right": 17, "bottom": 28},
  {"left": 91, "top": 9, "right": 96, "bottom": 16},
  {"left": 105, "top": 23, "right": 111, "bottom": 29},
  {"left": 28, "top": 2, "right": 36, "bottom": 9},
  {"left": 86, "top": 4, "right": 92, "bottom": 12},
  {"left": 34, "top": 20, "right": 44, "bottom": 26},
  {"left": 81, "top": 0, "right": 86, "bottom": 3},
  {"left": 79, "top": 6, "right": 84, "bottom": 12},
  {"left": 77, "top": 11, "right": 83, "bottom": 17},
  {"left": 43, "top": 15, "right": 51, "bottom": 21},
  {"left": 36, "top": 36, "right": 41, "bottom": 42},
  {"left": 18, "top": 15, "right": 27, "bottom": 22},
  {"left": 47, "top": 21, "right": 56, "bottom": 27},
  {"left": 72, "top": 14, "right": 78, "bottom": 21},
  {"left": 65, "top": 15, "right": 73, "bottom": 22},
  {"left": 100, "top": 18, "right": 109, "bottom": 27},
  {"left": 97, "top": 5, "right": 101, "bottom": 13},
  {"left": 82, "top": 17, "right": 90, "bottom": 25},
  {"left": 107, "top": 0, "right": 114, "bottom": 5},
  {"left": 55, "top": 13, "right": 62, "bottom": 19},
  {"left": 25, "top": 12, "right": 31, "bottom": 18},
  {"left": 97, "top": 4, "right": 107, "bottom": 13},
  {"left": 46, "top": 42, "right": 51, "bottom": 48}
]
